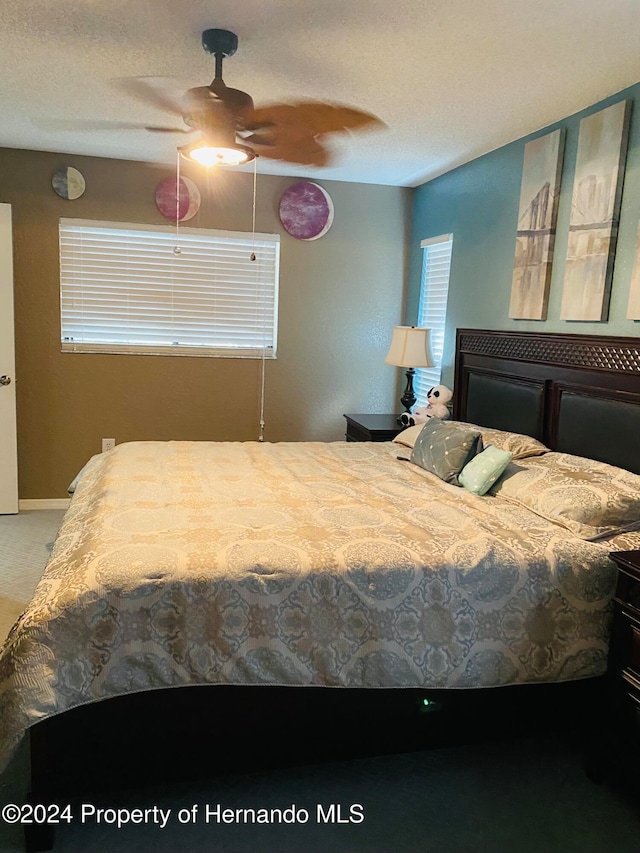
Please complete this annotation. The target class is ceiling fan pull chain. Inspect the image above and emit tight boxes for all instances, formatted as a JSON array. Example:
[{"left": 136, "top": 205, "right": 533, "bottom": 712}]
[
  {"left": 173, "top": 148, "right": 181, "bottom": 255},
  {"left": 251, "top": 159, "right": 257, "bottom": 261},
  {"left": 253, "top": 157, "right": 267, "bottom": 444}
]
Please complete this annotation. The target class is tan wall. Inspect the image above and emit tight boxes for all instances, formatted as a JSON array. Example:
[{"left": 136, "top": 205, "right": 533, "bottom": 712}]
[{"left": 0, "top": 148, "right": 410, "bottom": 498}]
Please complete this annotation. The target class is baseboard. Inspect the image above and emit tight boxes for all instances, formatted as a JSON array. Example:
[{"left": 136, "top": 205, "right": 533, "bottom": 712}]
[{"left": 19, "top": 499, "right": 71, "bottom": 510}]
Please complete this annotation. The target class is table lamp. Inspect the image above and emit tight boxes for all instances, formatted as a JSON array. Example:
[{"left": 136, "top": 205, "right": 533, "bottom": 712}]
[{"left": 384, "top": 326, "right": 433, "bottom": 419}]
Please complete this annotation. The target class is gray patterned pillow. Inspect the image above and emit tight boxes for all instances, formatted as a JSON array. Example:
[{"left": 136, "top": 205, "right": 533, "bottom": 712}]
[
  {"left": 446, "top": 421, "right": 548, "bottom": 460},
  {"left": 411, "top": 419, "right": 484, "bottom": 485}
]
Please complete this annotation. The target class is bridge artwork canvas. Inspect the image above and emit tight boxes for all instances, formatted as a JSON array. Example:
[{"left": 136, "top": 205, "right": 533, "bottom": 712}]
[
  {"left": 560, "top": 100, "right": 631, "bottom": 321},
  {"left": 627, "top": 222, "right": 640, "bottom": 320},
  {"left": 510, "top": 128, "right": 564, "bottom": 320}
]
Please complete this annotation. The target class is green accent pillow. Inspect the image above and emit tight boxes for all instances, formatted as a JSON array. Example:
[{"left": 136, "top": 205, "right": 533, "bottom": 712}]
[
  {"left": 459, "top": 445, "right": 513, "bottom": 495},
  {"left": 410, "top": 419, "right": 484, "bottom": 485}
]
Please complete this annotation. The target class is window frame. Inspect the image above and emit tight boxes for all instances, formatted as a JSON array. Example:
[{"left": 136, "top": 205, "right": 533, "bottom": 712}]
[
  {"left": 414, "top": 233, "right": 453, "bottom": 405},
  {"left": 59, "top": 218, "right": 280, "bottom": 359}
]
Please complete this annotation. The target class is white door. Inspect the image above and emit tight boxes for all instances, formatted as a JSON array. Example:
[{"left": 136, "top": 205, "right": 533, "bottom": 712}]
[{"left": 0, "top": 204, "right": 18, "bottom": 514}]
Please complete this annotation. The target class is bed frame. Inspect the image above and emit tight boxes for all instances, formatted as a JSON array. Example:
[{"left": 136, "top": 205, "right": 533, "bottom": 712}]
[
  {"left": 453, "top": 328, "right": 640, "bottom": 473},
  {"left": 23, "top": 329, "right": 640, "bottom": 851}
]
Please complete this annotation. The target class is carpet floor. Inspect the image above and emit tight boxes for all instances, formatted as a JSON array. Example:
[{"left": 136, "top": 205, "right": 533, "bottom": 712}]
[
  {"left": 1, "top": 730, "right": 639, "bottom": 853},
  {"left": 0, "top": 511, "right": 639, "bottom": 852},
  {"left": 0, "top": 510, "right": 65, "bottom": 645}
]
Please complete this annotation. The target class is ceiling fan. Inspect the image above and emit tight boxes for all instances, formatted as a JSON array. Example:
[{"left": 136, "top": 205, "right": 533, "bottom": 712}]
[{"left": 121, "top": 28, "right": 384, "bottom": 168}]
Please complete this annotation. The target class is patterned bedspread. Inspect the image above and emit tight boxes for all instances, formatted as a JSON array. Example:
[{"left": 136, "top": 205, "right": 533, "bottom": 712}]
[{"left": 0, "top": 440, "right": 622, "bottom": 771}]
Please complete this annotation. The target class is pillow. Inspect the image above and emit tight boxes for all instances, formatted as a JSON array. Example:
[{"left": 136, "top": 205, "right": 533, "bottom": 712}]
[
  {"left": 490, "top": 452, "right": 640, "bottom": 541},
  {"left": 459, "top": 446, "right": 513, "bottom": 496},
  {"left": 410, "top": 419, "right": 484, "bottom": 485},
  {"left": 447, "top": 421, "right": 548, "bottom": 461},
  {"left": 393, "top": 424, "right": 425, "bottom": 448}
]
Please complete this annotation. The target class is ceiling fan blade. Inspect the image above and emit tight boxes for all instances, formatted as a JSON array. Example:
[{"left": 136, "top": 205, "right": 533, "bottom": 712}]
[
  {"left": 39, "top": 117, "right": 192, "bottom": 134},
  {"left": 242, "top": 100, "right": 385, "bottom": 136},
  {"left": 245, "top": 134, "right": 331, "bottom": 167},
  {"left": 145, "top": 126, "right": 193, "bottom": 134},
  {"left": 114, "top": 77, "right": 187, "bottom": 118}
]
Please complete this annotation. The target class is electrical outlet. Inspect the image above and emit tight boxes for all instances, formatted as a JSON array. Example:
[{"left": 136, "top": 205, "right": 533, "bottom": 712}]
[{"left": 102, "top": 438, "right": 116, "bottom": 453}]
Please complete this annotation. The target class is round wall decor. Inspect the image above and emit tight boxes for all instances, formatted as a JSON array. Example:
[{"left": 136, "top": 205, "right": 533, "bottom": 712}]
[
  {"left": 279, "top": 181, "right": 334, "bottom": 240},
  {"left": 155, "top": 175, "right": 202, "bottom": 221},
  {"left": 52, "top": 166, "right": 86, "bottom": 200}
]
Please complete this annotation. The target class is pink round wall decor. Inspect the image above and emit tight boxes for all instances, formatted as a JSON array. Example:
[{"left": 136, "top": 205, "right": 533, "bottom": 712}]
[
  {"left": 279, "top": 181, "right": 334, "bottom": 240},
  {"left": 155, "top": 175, "right": 202, "bottom": 221}
]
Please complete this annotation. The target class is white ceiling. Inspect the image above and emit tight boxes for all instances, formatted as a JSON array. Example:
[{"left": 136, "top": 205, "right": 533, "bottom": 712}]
[{"left": 2, "top": 0, "right": 640, "bottom": 187}]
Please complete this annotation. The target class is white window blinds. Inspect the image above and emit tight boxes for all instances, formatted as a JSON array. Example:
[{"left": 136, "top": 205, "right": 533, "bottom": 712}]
[
  {"left": 415, "top": 234, "right": 453, "bottom": 404},
  {"left": 59, "top": 219, "right": 280, "bottom": 358}
]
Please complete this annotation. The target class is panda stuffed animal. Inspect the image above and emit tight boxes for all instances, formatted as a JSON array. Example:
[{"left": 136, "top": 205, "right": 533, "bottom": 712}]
[{"left": 399, "top": 385, "right": 453, "bottom": 427}]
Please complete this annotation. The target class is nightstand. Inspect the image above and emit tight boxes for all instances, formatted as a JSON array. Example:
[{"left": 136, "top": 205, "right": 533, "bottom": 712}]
[
  {"left": 582, "top": 551, "right": 640, "bottom": 790},
  {"left": 609, "top": 550, "right": 640, "bottom": 742},
  {"left": 343, "top": 414, "right": 404, "bottom": 443}
]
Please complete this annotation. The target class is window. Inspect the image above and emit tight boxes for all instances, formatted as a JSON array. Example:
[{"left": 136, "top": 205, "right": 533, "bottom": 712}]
[
  {"left": 415, "top": 233, "right": 453, "bottom": 405},
  {"left": 59, "top": 219, "right": 279, "bottom": 358}
]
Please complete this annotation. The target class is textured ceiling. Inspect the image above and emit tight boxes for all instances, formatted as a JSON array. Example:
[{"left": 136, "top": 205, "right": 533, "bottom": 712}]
[{"left": 1, "top": 0, "right": 640, "bottom": 187}]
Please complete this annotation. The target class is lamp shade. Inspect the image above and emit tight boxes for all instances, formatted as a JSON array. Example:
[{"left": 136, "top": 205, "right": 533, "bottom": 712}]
[{"left": 384, "top": 326, "right": 433, "bottom": 368}]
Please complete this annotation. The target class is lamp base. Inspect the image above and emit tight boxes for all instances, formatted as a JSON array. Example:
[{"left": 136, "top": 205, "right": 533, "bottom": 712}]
[{"left": 399, "top": 367, "right": 416, "bottom": 416}]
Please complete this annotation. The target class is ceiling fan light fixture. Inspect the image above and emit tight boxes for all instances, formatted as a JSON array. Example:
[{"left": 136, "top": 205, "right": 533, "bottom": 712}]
[
  {"left": 115, "top": 29, "right": 382, "bottom": 170},
  {"left": 179, "top": 139, "right": 255, "bottom": 167}
]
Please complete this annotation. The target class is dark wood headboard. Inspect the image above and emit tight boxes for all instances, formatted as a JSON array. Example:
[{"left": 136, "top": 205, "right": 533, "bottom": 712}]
[{"left": 453, "top": 329, "right": 640, "bottom": 474}]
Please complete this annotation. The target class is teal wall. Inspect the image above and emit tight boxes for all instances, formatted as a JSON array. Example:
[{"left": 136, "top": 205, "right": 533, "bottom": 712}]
[{"left": 408, "top": 81, "right": 640, "bottom": 389}]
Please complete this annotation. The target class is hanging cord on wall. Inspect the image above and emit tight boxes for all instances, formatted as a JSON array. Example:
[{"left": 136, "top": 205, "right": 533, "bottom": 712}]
[{"left": 251, "top": 158, "right": 267, "bottom": 443}]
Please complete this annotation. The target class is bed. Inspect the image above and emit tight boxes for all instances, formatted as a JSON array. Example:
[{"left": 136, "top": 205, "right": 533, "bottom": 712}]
[{"left": 3, "top": 328, "right": 640, "bottom": 846}]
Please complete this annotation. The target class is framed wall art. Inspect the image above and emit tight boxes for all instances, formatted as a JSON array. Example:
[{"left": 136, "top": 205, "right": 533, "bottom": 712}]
[
  {"left": 509, "top": 129, "right": 564, "bottom": 320},
  {"left": 560, "top": 100, "right": 631, "bottom": 321},
  {"left": 626, "top": 220, "right": 640, "bottom": 319}
]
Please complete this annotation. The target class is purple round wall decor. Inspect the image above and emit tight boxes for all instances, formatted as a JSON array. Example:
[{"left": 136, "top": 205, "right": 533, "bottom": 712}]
[
  {"left": 155, "top": 175, "right": 202, "bottom": 221},
  {"left": 279, "top": 181, "right": 334, "bottom": 240}
]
